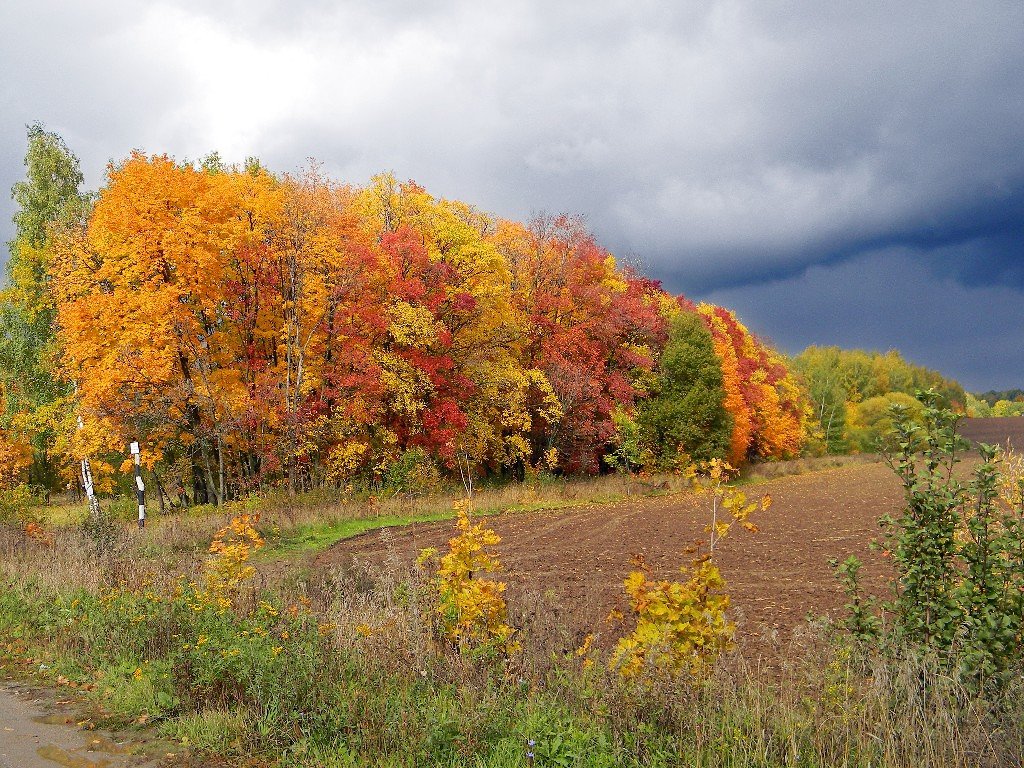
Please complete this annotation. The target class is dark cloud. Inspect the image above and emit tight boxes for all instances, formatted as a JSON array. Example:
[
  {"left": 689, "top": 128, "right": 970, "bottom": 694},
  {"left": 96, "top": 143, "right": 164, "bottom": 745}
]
[
  {"left": 702, "top": 246, "right": 1024, "bottom": 393},
  {"left": 2, "top": 1, "right": 1021, "bottom": 388}
]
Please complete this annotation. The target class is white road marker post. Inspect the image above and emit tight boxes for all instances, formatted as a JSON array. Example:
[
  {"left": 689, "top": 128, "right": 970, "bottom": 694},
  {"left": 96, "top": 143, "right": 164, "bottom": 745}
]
[{"left": 130, "top": 441, "right": 146, "bottom": 528}]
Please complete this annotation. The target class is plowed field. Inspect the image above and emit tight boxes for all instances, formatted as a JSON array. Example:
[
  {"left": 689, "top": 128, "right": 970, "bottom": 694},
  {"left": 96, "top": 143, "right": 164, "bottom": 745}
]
[
  {"left": 960, "top": 415, "right": 1024, "bottom": 449},
  {"left": 317, "top": 461, "right": 906, "bottom": 647}
]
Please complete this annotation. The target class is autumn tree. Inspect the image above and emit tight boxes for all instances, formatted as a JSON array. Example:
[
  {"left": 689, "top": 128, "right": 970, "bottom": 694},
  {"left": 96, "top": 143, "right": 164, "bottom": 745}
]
[
  {"left": 341, "top": 176, "right": 562, "bottom": 481},
  {"left": 698, "top": 304, "right": 808, "bottom": 464},
  {"left": 1, "top": 123, "right": 88, "bottom": 493},
  {"left": 258, "top": 167, "right": 384, "bottom": 494},
  {"left": 0, "top": 391, "right": 31, "bottom": 490},
  {"left": 52, "top": 154, "right": 254, "bottom": 503},
  {"left": 494, "top": 215, "right": 666, "bottom": 473}
]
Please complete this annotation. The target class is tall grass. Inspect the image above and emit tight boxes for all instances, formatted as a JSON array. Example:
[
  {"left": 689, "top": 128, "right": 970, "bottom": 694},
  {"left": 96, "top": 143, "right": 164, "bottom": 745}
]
[
  {"left": 2, "top": 514, "right": 1021, "bottom": 767},
  {"left": 3, "top": 454, "right": 1018, "bottom": 766}
]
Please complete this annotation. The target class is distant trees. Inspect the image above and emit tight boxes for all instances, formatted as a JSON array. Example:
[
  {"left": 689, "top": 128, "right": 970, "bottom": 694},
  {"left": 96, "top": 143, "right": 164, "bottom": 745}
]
[
  {"left": 965, "top": 391, "right": 1024, "bottom": 418},
  {"left": 976, "top": 389, "right": 1024, "bottom": 407},
  {"left": 793, "top": 346, "right": 966, "bottom": 454},
  {"left": 991, "top": 400, "right": 1024, "bottom": 418},
  {"left": 846, "top": 392, "right": 924, "bottom": 452}
]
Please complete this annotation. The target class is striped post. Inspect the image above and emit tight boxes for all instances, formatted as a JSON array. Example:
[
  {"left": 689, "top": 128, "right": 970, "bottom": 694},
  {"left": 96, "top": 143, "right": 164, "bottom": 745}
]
[
  {"left": 130, "top": 441, "right": 146, "bottom": 528},
  {"left": 77, "top": 416, "right": 100, "bottom": 520}
]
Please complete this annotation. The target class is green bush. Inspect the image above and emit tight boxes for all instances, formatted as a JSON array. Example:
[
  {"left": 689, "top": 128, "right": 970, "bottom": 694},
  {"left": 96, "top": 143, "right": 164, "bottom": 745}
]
[
  {"left": 379, "top": 448, "right": 441, "bottom": 495},
  {"left": 0, "top": 483, "right": 38, "bottom": 525},
  {"left": 836, "top": 390, "right": 1024, "bottom": 689}
]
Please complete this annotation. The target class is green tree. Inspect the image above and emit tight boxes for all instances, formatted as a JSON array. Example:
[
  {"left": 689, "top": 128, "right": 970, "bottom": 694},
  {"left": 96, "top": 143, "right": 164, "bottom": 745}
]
[
  {"left": 847, "top": 391, "right": 924, "bottom": 453},
  {"left": 965, "top": 392, "right": 992, "bottom": 418},
  {"left": 636, "top": 312, "right": 732, "bottom": 466},
  {"left": 791, "top": 346, "right": 848, "bottom": 454},
  {"left": 1, "top": 123, "right": 88, "bottom": 493},
  {"left": 992, "top": 399, "right": 1024, "bottom": 418}
]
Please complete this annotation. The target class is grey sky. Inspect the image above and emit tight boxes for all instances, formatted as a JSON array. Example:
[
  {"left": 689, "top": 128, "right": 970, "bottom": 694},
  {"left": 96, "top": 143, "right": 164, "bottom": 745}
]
[{"left": 2, "top": 1, "right": 1022, "bottom": 390}]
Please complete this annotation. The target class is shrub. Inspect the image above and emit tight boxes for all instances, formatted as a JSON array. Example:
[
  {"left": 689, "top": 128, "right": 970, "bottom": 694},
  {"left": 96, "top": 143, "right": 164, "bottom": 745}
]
[
  {"left": 612, "top": 459, "right": 769, "bottom": 678},
  {"left": 201, "top": 513, "right": 264, "bottom": 610},
  {"left": 836, "top": 390, "right": 1024, "bottom": 689},
  {"left": 418, "top": 500, "right": 518, "bottom": 656},
  {"left": 380, "top": 448, "right": 441, "bottom": 495},
  {"left": 0, "top": 483, "right": 36, "bottom": 526}
]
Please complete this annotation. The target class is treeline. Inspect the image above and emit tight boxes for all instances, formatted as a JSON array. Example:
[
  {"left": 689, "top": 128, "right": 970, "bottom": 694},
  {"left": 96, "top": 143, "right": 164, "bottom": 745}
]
[
  {"left": 0, "top": 126, "right": 810, "bottom": 506},
  {"left": 792, "top": 346, "right": 966, "bottom": 453},
  {"left": 977, "top": 389, "right": 1024, "bottom": 405},
  {"left": 967, "top": 392, "right": 1024, "bottom": 418}
]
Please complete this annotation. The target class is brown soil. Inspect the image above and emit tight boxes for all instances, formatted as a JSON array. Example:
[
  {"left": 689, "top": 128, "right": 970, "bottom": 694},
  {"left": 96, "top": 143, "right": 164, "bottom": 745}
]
[
  {"left": 960, "top": 416, "right": 1024, "bottom": 450},
  {"left": 315, "top": 461, "right": 905, "bottom": 649}
]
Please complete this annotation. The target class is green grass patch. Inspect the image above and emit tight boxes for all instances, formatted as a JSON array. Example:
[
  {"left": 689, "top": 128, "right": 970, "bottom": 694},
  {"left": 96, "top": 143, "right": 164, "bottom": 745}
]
[
  {"left": 261, "top": 497, "right": 603, "bottom": 558},
  {"left": 264, "top": 511, "right": 453, "bottom": 557},
  {"left": 37, "top": 502, "right": 89, "bottom": 527}
]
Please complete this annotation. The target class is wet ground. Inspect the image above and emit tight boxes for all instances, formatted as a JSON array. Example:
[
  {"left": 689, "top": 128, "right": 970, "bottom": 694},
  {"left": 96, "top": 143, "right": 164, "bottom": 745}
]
[{"left": 0, "top": 683, "right": 158, "bottom": 768}]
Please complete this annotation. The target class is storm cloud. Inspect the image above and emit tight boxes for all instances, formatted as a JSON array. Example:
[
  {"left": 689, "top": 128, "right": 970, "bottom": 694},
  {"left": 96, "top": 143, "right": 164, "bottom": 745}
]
[{"left": 2, "top": 0, "right": 1022, "bottom": 387}]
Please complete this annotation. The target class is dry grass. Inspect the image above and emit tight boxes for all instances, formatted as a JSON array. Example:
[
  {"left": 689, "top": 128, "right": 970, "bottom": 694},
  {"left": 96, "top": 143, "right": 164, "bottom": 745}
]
[{"left": 6, "top": 453, "right": 1021, "bottom": 766}]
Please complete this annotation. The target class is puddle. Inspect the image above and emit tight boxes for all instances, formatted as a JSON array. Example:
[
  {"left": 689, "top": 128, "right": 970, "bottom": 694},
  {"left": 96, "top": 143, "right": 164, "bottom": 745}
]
[
  {"left": 35, "top": 744, "right": 110, "bottom": 768},
  {"left": 34, "top": 733, "right": 138, "bottom": 767},
  {"left": 5, "top": 688, "right": 148, "bottom": 767},
  {"left": 83, "top": 734, "right": 137, "bottom": 755},
  {"left": 33, "top": 714, "right": 77, "bottom": 726}
]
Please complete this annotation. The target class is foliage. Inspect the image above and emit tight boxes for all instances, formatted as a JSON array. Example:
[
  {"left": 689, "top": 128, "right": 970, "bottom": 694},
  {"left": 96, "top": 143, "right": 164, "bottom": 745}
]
[
  {"left": 0, "top": 419, "right": 32, "bottom": 491},
  {"left": 4, "top": 129, "right": 814, "bottom": 507},
  {"left": 605, "top": 407, "right": 650, "bottom": 472},
  {"left": 201, "top": 514, "right": 265, "bottom": 610},
  {"left": 419, "top": 500, "right": 518, "bottom": 655},
  {"left": 837, "top": 391, "right": 1024, "bottom": 689},
  {"left": 685, "top": 458, "right": 770, "bottom": 553},
  {"left": 1, "top": 123, "right": 86, "bottom": 494},
  {"left": 634, "top": 310, "right": 732, "bottom": 467},
  {"left": 793, "top": 346, "right": 966, "bottom": 454},
  {"left": 493, "top": 215, "right": 667, "bottom": 474},
  {"left": 794, "top": 346, "right": 966, "bottom": 410},
  {"left": 975, "top": 388, "right": 1024, "bottom": 407},
  {"left": 0, "top": 483, "right": 36, "bottom": 526},
  {"left": 378, "top": 447, "right": 441, "bottom": 495},
  {"left": 612, "top": 459, "right": 769, "bottom": 678},
  {"left": 964, "top": 392, "right": 992, "bottom": 418},
  {"left": 698, "top": 304, "right": 808, "bottom": 464},
  {"left": 831, "top": 555, "right": 881, "bottom": 642},
  {"left": 990, "top": 398, "right": 1024, "bottom": 417},
  {"left": 846, "top": 391, "right": 924, "bottom": 452},
  {"left": 612, "top": 558, "right": 732, "bottom": 677}
]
